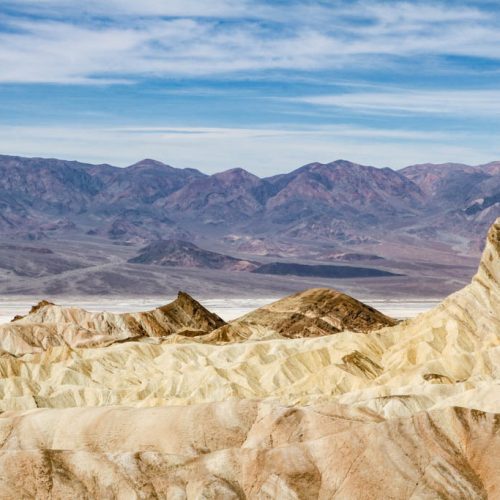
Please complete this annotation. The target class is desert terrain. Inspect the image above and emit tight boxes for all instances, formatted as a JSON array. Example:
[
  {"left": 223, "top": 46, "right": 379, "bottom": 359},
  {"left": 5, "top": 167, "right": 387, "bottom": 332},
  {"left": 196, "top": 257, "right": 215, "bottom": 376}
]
[
  {"left": 3, "top": 1, "right": 500, "bottom": 497},
  {"left": 0, "top": 155, "right": 497, "bottom": 499},
  {"left": 0, "top": 218, "right": 496, "bottom": 497}
]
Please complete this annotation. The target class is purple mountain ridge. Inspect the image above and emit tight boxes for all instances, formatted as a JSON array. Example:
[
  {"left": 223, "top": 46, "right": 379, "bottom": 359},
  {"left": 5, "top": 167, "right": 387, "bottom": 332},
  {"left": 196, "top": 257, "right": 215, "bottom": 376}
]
[
  {"left": 0, "top": 153, "right": 497, "bottom": 259},
  {"left": 0, "top": 153, "right": 496, "bottom": 296}
]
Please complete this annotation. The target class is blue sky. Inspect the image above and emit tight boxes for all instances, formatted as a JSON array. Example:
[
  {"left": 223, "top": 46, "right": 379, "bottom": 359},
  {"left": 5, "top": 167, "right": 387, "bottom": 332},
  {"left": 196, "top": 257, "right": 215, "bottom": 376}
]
[{"left": 0, "top": 0, "right": 499, "bottom": 174}]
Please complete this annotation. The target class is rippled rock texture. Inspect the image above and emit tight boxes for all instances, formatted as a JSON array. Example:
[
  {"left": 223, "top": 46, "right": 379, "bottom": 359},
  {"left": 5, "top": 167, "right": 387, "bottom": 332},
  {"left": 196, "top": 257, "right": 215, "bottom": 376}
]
[
  {"left": 0, "top": 402, "right": 498, "bottom": 499},
  {"left": 0, "top": 291, "right": 225, "bottom": 355}
]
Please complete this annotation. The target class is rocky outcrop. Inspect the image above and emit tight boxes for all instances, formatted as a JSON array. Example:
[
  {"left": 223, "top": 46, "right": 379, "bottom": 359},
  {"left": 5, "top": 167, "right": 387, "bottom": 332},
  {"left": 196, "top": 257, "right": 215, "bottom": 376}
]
[
  {"left": 205, "top": 287, "right": 397, "bottom": 342},
  {"left": 0, "top": 289, "right": 396, "bottom": 353},
  {"left": 377, "top": 216, "right": 500, "bottom": 379},
  {"left": 0, "top": 291, "right": 225, "bottom": 355}
]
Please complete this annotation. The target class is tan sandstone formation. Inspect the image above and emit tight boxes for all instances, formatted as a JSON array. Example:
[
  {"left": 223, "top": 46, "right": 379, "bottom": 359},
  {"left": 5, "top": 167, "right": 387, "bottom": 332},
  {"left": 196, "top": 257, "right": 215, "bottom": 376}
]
[
  {"left": 0, "top": 401, "right": 498, "bottom": 499},
  {"left": 0, "top": 285, "right": 398, "bottom": 355},
  {"left": 0, "top": 220, "right": 497, "bottom": 412},
  {"left": 203, "top": 287, "right": 397, "bottom": 342},
  {"left": 0, "top": 219, "right": 497, "bottom": 498},
  {"left": 0, "top": 291, "right": 225, "bottom": 355}
]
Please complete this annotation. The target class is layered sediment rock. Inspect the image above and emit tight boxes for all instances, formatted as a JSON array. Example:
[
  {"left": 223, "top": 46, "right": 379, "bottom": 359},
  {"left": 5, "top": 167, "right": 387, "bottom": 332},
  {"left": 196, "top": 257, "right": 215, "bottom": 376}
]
[
  {"left": 0, "top": 218, "right": 497, "bottom": 497},
  {"left": 0, "top": 402, "right": 498, "bottom": 499},
  {"left": 205, "top": 287, "right": 397, "bottom": 342},
  {"left": 0, "top": 285, "right": 397, "bottom": 354},
  {"left": 0, "top": 291, "right": 225, "bottom": 355}
]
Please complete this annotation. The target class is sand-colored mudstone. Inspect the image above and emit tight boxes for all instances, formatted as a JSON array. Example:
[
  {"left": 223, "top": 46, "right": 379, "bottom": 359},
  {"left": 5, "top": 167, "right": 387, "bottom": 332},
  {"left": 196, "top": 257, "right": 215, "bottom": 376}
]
[
  {"left": 0, "top": 402, "right": 498, "bottom": 499},
  {"left": 204, "top": 287, "right": 397, "bottom": 342},
  {"left": 0, "top": 291, "right": 225, "bottom": 355},
  {"left": 0, "top": 218, "right": 498, "bottom": 498},
  {"left": 0, "top": 286, "right": 397, "bottom": 355}
]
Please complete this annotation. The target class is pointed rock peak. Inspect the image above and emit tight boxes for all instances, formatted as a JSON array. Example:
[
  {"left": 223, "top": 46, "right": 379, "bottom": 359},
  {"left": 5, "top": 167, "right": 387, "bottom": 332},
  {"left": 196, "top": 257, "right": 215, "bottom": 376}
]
[
  {"left": 11, "top": 299, "right": 55, "bottom": 322},
  {"left": 176, "top": 290, "right": 200, "bottom": 304},
  {"left": 325, "top": 159, "right": 381, "bottom": 171},
  {"left": 475, "top": 217, "right": 500, "bottom": 289},
  {"left": 326, "top": 159, "right": 358, "bottom": 167},
  {"left": 174, "top": 290, "right": 213, "bottom": 311},
  {"left": 158, "top": 291, "right": 226, "bottom": 329},
  {"left": 266, "top": 287, "right": 395, "bottom": 318},
  {"left": 156, "top": 291, "right": 194, "bottom": 309},
  {"left": 29, "top": 300, "right": 54, "bottom": 314},
  {"left": 293, "top": 160, "right": 367, "bottom": 176},
  {"left": 126, "top": 159, "right": 204, "bottom": 176},
  {"left": 232, "top": 287, "right": 397, "bottom": 337}
]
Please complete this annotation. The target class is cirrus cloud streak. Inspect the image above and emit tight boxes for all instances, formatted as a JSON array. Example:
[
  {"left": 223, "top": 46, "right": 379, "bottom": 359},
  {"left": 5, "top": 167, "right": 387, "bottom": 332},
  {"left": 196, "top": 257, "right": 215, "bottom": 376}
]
[{"left": 0, "top": 1, "right": 498, "bottom": 84}]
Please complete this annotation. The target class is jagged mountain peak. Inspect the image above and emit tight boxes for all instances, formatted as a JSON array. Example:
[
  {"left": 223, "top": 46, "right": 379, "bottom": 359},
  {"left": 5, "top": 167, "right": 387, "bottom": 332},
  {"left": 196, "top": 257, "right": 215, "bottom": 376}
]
[
  {"left": 0, "top": 154, "right": 497, "bottom": 256},
  {"left": 2, "top": 292, "right": 226, "bottom": 355},
  {"left": 159, "top": 290, "right": 226, "bottom": 330},
  {"left": 325, "top": 159, "right": 371, "bottom": 168}
]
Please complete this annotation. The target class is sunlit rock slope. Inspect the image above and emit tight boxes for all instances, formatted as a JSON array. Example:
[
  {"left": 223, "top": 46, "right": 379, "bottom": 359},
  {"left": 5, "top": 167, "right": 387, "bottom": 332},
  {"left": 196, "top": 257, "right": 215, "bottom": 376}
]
[
  {"left": 0, "top": 291, "right": 225, "bottom": 355},
  {"left": 204, "top": 287, "right": 397, "bottom": 342},
  {"left": 0, "top": 286, "right": 395, "bottom": 355},
  {"left": 0, "top": 402, "right": 498, "bottom": 499}
]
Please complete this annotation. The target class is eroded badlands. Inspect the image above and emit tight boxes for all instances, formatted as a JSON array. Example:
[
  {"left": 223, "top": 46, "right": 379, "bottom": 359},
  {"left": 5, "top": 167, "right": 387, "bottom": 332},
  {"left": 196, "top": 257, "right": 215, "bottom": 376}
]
[{"left": 0, "top": 219, "right": 498, "bottom": 498}]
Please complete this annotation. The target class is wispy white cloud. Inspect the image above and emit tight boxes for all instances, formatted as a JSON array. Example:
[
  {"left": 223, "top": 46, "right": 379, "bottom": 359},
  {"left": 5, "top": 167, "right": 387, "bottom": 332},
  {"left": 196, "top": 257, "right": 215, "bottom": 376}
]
[
  {"left": 1, "top": 1, "right": 499, "bottom": 170},
  {"left": 0, "top": 17, "right": 338, "bottom": 83},
  {"left": 2, "top": 0, "right": 265, "bottom": 19},
  {"left": 296, "top": 89, "right": 500, "bottom": 116},
  {"left": 0, "top": 1, "right": 498, "bottom": 84},
  {"left": 0, "top": 124, "right": 495, "bottom": 174},
  {"left": 110, "top": 125, "right": 455, "bottom": 141}
]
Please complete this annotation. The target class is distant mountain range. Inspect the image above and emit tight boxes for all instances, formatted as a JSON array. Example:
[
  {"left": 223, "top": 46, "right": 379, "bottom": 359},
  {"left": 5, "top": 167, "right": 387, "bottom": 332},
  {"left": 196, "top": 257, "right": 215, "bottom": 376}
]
[
  {"left": 0, "top": 154, "right": 497, "bottom": 296},
  {"left": 0, "top": 154, "right": 497, "bottom": 251}
]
